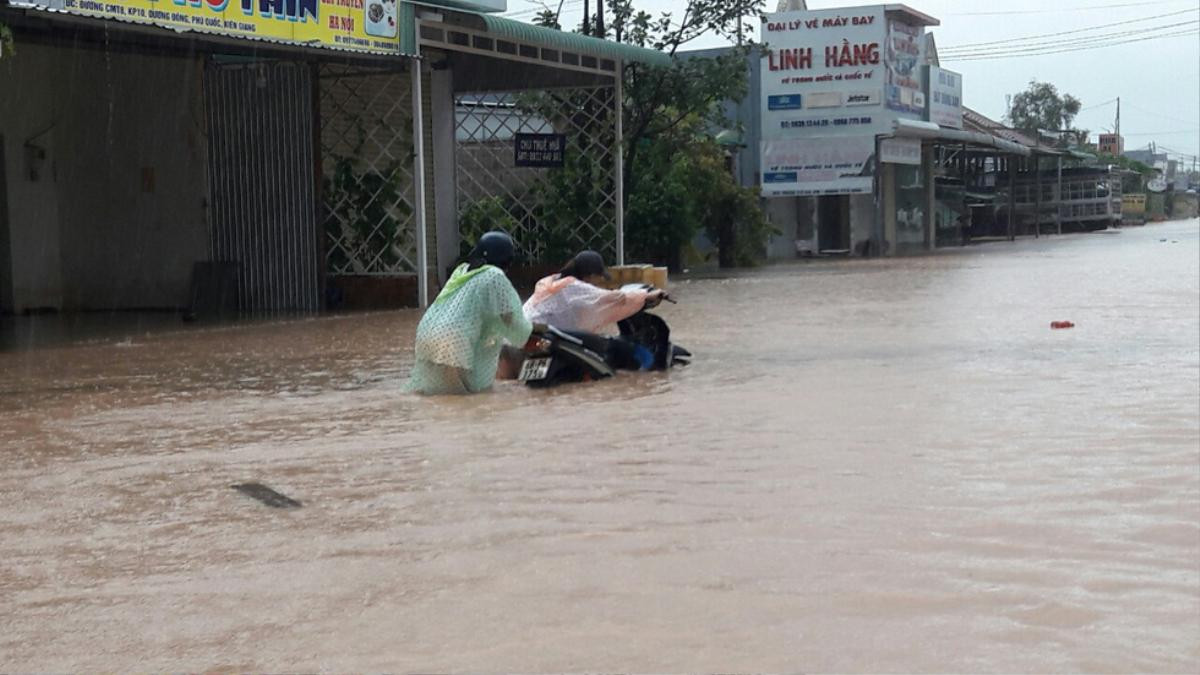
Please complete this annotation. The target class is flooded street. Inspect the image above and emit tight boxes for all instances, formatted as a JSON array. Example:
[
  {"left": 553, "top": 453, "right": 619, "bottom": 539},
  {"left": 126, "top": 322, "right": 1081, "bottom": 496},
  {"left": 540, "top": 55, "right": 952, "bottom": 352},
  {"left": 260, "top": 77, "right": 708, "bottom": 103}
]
[{"left": 1, "top": 221, "right": 1197, "bottom": 671}]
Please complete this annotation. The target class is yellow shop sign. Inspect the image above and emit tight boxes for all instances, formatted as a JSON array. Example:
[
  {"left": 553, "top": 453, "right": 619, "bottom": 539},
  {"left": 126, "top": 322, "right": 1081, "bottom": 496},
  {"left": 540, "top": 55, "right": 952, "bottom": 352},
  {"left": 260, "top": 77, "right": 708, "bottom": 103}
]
[{"left": 34, "top": 0, "right": 402, "bottom": 54}]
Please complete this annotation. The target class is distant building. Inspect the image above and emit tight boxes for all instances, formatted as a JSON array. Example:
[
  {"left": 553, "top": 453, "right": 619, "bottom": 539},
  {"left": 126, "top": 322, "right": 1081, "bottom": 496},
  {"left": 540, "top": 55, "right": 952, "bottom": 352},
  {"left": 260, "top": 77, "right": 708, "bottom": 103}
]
[{"left": 1098, "top": 133, "right": 1123, "bottom": 155}]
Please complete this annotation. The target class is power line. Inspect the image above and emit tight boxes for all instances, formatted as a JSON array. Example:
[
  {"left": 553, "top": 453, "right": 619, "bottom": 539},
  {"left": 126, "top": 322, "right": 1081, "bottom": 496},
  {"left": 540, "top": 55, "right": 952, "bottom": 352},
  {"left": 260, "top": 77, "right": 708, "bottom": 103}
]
[
  {"left": 943, "top": 27, "right": 1198, "bottom": 60},
  {"left": 1080, "top": 98, "right": 1119, "bottom": 112},
  {"left": 942, "top": 20, "right": 1199, "bottom": 57},
  {"left": 947, "top": 0, "right": 1194, "bottom": 16},
  {"left": 939, "top": 7, "right": 1197, "bottom": 50},
  {"left": 1121, "top": 101, "right": 1200, "bottom": 127},
  {"left": 504, "top": 1, "right": 580, "bottom": 19},
  {"left": 1118, "top": 129, "right": 1200, "bottom": 136}
]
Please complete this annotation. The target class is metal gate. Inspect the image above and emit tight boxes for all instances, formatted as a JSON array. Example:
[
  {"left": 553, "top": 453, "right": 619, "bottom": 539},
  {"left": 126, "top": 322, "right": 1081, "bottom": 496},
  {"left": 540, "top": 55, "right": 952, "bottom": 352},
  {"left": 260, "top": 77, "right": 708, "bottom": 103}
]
[{"left": 205, "top": 61, "right": 320, "bottom": 313}]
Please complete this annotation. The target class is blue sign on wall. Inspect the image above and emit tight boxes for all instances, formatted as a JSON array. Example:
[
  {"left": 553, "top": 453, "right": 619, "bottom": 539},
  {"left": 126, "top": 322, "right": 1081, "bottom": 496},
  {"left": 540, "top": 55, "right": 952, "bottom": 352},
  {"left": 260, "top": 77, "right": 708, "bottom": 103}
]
[
  {"left": 763, "top": 172, "right": 799, "bottom": 184},
  {"left": 767, "top": 95, "right": 803, "bottom": 111}
]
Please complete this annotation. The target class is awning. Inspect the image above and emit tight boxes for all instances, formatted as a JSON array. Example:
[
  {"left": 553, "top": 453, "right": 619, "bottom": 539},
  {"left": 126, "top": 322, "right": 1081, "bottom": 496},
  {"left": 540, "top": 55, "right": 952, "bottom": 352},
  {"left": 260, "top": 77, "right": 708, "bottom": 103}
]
[
  {"left": 893, "top": 119, "right": 1032, "bottom": 157},
  {"left": 421, "top": 9, "right": 670, "bottom": 67},
  {"left": 478, "top": 14, "right": 671, "bottom": 67}
]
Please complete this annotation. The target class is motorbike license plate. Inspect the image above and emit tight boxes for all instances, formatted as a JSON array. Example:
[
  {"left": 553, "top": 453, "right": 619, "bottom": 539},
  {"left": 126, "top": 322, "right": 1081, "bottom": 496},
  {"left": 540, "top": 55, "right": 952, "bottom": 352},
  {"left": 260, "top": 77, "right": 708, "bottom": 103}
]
[{"left": 518, "top": 357, "right": 551, "bottom": 381}]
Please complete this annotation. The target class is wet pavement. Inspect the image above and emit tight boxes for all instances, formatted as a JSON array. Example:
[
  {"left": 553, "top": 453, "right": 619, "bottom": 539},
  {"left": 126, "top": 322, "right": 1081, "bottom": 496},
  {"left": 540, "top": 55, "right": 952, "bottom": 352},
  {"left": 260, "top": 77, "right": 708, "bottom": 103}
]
[{"left": 1, "top": 220, "right": 1198, "bottom": 671}]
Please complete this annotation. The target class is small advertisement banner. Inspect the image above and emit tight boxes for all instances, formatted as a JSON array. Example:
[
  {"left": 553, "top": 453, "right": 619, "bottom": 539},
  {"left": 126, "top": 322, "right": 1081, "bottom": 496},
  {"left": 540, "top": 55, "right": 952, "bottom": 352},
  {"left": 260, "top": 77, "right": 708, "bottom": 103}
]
[
  {"left": 925, "top": 65, "right": 963, "bottom": 129},
  {"left": 760, "top": 136, "right": 875, "bottom": 196},
  {"left": 885, "top": 20, "right": 925, "bottom": 115},
  {"left": 767, "top": 94, "right": 804, "bottom": 111},
  {"left": 880, "top": 137, "right": 922, "bottom": 165},
  {"left": 15, "top": 0, "right": 402, "bottom": 55},
  {"left": 514, "top": 133, "right": 566, "bottom": 168}
]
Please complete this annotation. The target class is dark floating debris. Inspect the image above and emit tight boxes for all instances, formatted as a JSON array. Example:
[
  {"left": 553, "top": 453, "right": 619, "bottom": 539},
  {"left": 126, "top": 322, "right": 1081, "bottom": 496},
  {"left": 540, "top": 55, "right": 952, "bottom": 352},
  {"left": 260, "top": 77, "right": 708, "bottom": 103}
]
[{"left": 231, "top": 482, "right": 303, "bottom": 509}]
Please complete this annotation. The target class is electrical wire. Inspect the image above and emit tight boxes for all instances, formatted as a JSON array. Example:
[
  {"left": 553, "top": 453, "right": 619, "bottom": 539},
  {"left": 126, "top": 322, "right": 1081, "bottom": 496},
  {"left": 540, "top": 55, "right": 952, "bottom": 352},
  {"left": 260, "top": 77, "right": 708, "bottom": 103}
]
[
  {"left": 943, "top": 27, "right": 1198, "bottom": 60},
  {"left": 947, "top": 0, "right": 1194, "bottom": 16},
  {"left": 1121, "top": 101, "right": 1200, "bottom": 127},
  {"left": 939, "top": 8, "right": 1198, "bottom": 51},
  {"left": 504, "top": 1, "right": 581, "bottom": 19},
  {"left": 942, "top": 20, "right": 1199, "bottom": 57},
  {"left": 1122, "top": 130, "right": 1200, "bottom": 136},
  {"left": 1079, "top": 98, "right": 1119, "bottom": 112}
]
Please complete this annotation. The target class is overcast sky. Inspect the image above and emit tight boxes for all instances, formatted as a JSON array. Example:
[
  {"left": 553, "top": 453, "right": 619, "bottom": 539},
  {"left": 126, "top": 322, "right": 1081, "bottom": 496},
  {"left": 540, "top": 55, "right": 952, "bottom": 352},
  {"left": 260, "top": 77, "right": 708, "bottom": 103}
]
[{"left": 504, "top": 0, "right": 1200, "bottom": 166}]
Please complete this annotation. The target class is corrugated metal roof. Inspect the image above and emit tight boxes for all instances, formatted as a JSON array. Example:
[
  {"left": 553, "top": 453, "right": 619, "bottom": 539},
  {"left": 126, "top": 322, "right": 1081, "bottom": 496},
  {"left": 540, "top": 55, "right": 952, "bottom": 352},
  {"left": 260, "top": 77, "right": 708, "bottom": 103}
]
[{"left": 478, "top": 14, "right": 671, "bottom": 66}]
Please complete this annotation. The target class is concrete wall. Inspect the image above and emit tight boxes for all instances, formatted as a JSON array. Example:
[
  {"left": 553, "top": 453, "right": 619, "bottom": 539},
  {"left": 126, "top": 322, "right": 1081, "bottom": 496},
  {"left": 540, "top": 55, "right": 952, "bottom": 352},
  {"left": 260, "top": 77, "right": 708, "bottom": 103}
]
[{"left": 0, "top": 40, "right": 208, "bottom": 312}]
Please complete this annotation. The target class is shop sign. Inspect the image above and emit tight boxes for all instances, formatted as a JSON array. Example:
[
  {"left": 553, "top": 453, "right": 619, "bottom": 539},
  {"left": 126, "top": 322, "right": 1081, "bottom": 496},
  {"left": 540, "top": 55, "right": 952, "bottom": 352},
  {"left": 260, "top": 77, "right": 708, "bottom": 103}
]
[
  {"left": 17, "top": 0, "right": 402, "bottom": 55},
  {"left": 925, "top": 65, "right": 962, "bottom": 129},
  {"left": 885, "top": 19, "right": 926, "bottom": 115},
  {"left": 760, "top": 6, "right": 888, "bottom": 142},
  {"left": 760, "top": 136, "right": 875, "bottom": 197},
  {"left": 514, "top": 133, "right": 565, "bottom": 168},
  {"left": 880, "top": 137, "right": 921, "bottom": 165}
]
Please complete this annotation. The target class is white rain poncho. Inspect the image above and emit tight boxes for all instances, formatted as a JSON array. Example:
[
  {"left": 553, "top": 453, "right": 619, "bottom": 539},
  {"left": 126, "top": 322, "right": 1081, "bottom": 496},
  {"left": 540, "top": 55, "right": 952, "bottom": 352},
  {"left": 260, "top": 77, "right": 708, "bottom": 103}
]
[
  {"left": 406, "top": 263, "right": 532, "bottom": 395},
  {"left": 523, "top": 275, "right": 651, "bottom": 334}
]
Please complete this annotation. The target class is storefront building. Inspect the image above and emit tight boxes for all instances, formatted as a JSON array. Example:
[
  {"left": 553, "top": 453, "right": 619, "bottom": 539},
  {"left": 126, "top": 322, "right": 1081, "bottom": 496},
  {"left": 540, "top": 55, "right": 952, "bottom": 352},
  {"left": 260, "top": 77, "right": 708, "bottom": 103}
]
[
  {"left": 0, "top": 0, "right": 666, "bottom": 314},
  {"left": 758, "top": 3, "right": 940, "bottom": 257}
]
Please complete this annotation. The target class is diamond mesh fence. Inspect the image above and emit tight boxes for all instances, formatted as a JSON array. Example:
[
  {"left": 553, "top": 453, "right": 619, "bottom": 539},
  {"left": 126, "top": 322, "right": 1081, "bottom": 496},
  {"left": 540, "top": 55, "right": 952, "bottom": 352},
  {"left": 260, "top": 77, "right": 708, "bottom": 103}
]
[
  {"left": 455, "top": 86, "right": 618, "bottom": 266},
  {"left": 319, "top": 64, "right": 418, "bottom": 276}
]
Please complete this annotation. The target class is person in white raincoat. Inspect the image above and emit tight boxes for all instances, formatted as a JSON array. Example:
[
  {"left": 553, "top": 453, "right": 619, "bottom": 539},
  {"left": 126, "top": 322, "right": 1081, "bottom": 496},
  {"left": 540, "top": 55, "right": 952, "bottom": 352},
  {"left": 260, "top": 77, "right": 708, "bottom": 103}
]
[
  {"left": 523, "top": 250, "right": 667, "bottom": 334},
  {"left": 407, "top": 232, "right": 533, "bottom": 395}
]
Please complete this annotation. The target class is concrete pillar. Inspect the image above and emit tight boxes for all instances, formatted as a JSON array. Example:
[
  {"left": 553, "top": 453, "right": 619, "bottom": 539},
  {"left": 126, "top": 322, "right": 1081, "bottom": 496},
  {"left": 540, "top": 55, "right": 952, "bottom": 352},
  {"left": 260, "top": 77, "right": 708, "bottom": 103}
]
[
  {"left": 0, "top": 134, "right": 11, "bottom": 313},
  {"left": 882, "top": 163, "right": 897, "bottom": 254},
  {"left": 1007, "top": 156, "right": 1015, "bottom": 242},
  {"left": 431, "top": 67, "right": 458, "bottom": 284},
  {"left": 923, "top": 141, "right": 935, "bottom": 251},
  {"left": 411, "top": 61, "right": 429, "bottom": 309}
]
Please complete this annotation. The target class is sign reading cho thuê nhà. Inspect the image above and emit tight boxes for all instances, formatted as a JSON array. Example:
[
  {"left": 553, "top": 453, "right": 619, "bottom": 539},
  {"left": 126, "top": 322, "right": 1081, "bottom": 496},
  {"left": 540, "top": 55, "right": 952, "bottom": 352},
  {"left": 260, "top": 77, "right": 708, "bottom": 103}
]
[{"left": 514, "top": 133, "right": 566, "bottom": 168}]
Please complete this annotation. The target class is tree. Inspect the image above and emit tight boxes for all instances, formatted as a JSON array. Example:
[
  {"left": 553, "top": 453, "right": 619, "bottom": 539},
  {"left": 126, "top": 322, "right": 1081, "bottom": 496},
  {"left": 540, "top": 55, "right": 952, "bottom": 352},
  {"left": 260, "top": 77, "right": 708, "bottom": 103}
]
[
  {"left": 1007, "top": 80, "right": 1082, "bottom": 133},
  {"left": 556, "top": 0, "right": 766, "bottom": 268},
  {"left": 1068, "top": 129, "right": 1092, "bottom": 149}
]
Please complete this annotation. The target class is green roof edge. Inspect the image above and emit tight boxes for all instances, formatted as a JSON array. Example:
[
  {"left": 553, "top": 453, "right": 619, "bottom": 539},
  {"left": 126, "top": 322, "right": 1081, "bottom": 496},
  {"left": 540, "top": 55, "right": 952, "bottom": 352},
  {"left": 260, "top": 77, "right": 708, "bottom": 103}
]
[{"left": 478, "top": 14, "right": 672, "bottom": 67}]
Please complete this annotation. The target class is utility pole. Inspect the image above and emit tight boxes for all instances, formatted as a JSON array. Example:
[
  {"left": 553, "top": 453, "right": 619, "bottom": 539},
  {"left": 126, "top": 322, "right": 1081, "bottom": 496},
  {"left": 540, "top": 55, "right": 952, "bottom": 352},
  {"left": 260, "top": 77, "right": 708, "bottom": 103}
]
[
  {"left": 583, "top": 0, "right": 590, "bottom": 36},
  {"left": 1115, "top": 97, "right": 1121, "bottom": 155}
]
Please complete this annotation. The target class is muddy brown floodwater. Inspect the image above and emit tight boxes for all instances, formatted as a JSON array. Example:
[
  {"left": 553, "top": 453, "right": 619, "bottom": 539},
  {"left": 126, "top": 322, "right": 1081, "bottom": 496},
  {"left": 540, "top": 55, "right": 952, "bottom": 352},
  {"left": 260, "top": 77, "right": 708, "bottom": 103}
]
[{"left": 1, "top": 221, "right": 1198, "bottom": 672}]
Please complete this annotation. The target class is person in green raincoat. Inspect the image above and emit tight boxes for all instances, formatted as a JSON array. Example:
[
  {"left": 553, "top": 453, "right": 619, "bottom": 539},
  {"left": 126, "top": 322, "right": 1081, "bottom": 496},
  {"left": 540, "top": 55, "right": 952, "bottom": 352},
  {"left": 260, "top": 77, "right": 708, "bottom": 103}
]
[{"left": 407, "top": 231, "right": 534, "bottom": 395}]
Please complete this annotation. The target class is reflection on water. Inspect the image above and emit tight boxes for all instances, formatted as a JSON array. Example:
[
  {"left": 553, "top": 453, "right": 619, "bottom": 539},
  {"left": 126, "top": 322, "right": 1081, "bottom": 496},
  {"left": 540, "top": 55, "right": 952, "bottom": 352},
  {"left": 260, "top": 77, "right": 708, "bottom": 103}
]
[{"left": 1, "top": 221, "right": 1198, "bottom": 671}]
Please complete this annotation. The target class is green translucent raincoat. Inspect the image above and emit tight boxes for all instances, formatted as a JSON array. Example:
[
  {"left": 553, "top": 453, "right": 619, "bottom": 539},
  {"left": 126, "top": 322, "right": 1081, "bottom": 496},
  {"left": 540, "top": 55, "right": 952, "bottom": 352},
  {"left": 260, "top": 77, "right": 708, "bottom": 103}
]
[{"left": 406, "top": 263, "right": 532, "bottom": 395}]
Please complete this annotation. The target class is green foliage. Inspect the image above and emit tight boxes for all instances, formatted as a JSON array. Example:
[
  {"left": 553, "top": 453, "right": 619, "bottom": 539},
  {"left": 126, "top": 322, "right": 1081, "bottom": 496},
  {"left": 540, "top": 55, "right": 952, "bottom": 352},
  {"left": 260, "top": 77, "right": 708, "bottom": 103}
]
[
  {"left": 458, "top": 196, "right": 519, "bottom": 262},
  {"left": 531, "top": 0, "right": 769, "bottom": 268},
  {"left": 0, "top": 21, "right": 15, "bottom": 62},
  {"left": 625, "top": 126, "right": 774, "bottom": 268},
  {"left": 534, "top": 135, "right": 615, "bottom": 264},
  {"left": 1095, "top": 151, "right": 1156, "bottom": 193},
  {"left": 321, "top": 120, "right": 413, "bottom": 273},
  {"left": 694, "top": 149, "right": 776, "bottom": 267},
  {"left": 1096, "top": 152, "right": 1154, "bottom": 175},
  {"left": 323, "top": 157, "right": 412, "bottom": 273},
  {"left": 1007, "top": 80, "right": 1082, "bottom": 133}
]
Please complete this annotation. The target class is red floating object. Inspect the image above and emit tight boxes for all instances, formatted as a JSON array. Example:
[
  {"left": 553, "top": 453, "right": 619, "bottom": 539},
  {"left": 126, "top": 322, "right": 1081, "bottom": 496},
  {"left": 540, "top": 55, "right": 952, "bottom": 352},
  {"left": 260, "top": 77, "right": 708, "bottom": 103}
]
[{"left": 1050, "top": 321, "right": 1075, "bottom": 329}]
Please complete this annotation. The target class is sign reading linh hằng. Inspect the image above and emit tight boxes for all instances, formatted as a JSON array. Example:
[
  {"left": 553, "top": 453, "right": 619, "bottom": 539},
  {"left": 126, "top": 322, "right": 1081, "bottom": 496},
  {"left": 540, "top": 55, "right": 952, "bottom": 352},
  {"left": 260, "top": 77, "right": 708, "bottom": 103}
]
[{"left": 759, "top": 6, "right": 931, "bottom": 197}]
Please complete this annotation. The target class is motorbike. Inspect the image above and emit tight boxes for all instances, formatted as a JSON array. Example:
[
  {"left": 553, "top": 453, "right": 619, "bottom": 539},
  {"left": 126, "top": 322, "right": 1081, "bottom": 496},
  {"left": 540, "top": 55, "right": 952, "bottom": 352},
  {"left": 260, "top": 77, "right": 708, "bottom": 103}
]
[{"left": 517, "top": 284, "right": 691, "bottom": 388}]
